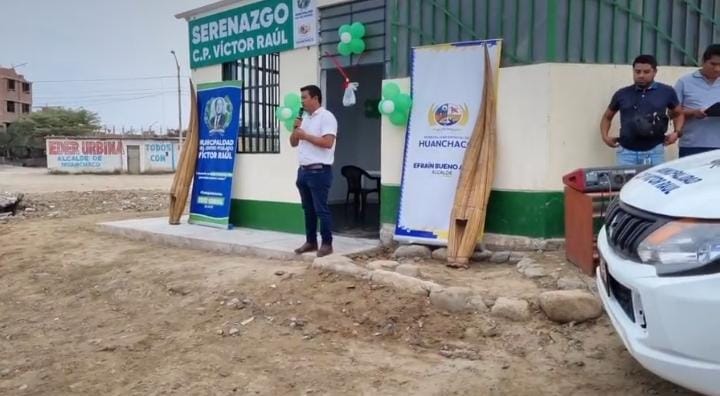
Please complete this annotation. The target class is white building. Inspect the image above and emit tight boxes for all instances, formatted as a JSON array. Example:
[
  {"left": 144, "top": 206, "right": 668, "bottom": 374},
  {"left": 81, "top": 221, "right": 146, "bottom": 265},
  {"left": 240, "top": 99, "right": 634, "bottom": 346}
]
[
  {"left": 45, "top": 136, "right": 180, "bottom": 174},
  {"left": 176, "top": 0, "right": 697, "bottom": 242}
]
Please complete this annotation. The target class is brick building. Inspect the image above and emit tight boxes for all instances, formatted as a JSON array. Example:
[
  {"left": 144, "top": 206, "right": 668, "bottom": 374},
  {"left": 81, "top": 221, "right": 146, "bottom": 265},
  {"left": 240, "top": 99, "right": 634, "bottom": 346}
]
[{"left": 0, "top": 67, "right": 32, "bottom": 130}]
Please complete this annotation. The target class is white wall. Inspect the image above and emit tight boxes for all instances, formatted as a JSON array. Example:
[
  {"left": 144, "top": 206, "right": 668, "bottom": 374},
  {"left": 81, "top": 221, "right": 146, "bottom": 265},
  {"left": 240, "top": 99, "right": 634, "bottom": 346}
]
[
  {"left": 380, "top": 78, "right": 410, "bottom": 186},
  {"left": 141, "top": 140, "right": 180, "bottom": 172},
  {"left": 380, "top": 63, "right": 696, "bottom": 193},
  {"left": 46, "top": 138, "right": 124, "bottom": 173}
]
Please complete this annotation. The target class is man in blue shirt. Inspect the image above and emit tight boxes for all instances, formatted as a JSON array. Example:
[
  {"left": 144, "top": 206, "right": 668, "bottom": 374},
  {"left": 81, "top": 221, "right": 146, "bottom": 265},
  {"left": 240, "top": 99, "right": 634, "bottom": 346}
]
[
  {"left": 600, "top": 55, "right": 685, "bottom": 166},
  {"left": 675, "top": 44, "right": 720, "bottom": 157}
]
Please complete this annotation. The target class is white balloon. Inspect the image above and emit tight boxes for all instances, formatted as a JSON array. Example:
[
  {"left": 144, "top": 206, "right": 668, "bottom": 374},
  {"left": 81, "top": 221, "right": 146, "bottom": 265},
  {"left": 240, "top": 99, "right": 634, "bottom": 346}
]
[
  {"left": 280, "top": 107, "right": 293, "bottom": 120},
  {"left": 380, "top": 100, "right": 395, "bottom": 114},
  {"left": 340, "top": 32, "right": 352, "bottom": 44}
]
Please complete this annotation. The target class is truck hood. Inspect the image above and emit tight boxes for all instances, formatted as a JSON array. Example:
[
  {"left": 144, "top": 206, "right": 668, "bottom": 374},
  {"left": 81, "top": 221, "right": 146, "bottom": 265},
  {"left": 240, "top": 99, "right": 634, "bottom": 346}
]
[{"left": 620, "top": 149, "right": 720, "bottom": 219}]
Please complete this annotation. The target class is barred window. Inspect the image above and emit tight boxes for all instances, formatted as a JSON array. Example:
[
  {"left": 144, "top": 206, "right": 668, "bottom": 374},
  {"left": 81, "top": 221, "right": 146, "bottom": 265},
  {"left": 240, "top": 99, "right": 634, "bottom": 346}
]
[{"left": 222, "top": 53, "right": 280, "bottom": 154}]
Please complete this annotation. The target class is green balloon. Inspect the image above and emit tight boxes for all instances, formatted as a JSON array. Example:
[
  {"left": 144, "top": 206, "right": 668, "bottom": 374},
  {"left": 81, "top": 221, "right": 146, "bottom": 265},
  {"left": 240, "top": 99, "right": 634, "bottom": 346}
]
[
  {"left": 338, "top": 42, "right": 352, "bottom": 56},
  {"left": 382, "top": 82, "right": 401, "bottom": 100},
  {"left": 338, "top": 24, "right": 351, "bottom": 36},
  {"left": 350, "top": 38, "right": 365, "bottom": 54},
  {"left": 284, "top": 93, "right": 301, "bottom": 109},
  {"left": 350, "top": 22, "right": 366, "bottom": 38},
  {"left": 339, "top": 41, "right": 353, "bottom": 56},
  {"left": 284, "top": 119, "right": 295, "bottom": 132},
  {"left": 395, "top": 93, "right": 412, "bottom": 112},
  {"left": 389, "top": 110, "right": 408, "bottom": 126}
]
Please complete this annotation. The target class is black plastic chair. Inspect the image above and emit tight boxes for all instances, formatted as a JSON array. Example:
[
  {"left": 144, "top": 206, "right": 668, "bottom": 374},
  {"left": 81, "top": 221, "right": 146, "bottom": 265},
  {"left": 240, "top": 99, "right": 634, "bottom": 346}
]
[{"left": 341, "top": 165, "right": 380, "bottom": 216}]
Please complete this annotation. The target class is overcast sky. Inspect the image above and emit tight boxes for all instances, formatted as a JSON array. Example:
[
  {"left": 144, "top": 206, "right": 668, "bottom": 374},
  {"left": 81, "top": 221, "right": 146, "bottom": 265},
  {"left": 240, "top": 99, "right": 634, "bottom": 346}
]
[{"left": 0, "top": 0, "right": 211, "bottom": 133}]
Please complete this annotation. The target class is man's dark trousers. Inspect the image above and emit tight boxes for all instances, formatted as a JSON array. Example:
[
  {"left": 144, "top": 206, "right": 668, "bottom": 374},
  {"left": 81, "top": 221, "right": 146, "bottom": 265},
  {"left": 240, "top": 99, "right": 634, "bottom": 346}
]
[{"left": 296, "top": 165, "right": 333, "bottom": 245}]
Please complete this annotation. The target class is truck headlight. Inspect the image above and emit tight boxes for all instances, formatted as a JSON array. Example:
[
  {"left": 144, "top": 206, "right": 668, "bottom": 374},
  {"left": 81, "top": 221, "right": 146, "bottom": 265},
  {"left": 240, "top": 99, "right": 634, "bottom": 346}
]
[{"left": 638, "top": 220, "right": 720, "bottom": 275}]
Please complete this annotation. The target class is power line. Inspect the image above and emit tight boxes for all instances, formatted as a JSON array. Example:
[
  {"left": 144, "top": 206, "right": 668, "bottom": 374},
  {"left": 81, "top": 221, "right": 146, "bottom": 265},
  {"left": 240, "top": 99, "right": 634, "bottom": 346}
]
[
  {"left": 33, "top": 75, "right": 191, "bottom": 83},
  {"left": 34, "top": 89, "right": 189, "bottom": 100}
]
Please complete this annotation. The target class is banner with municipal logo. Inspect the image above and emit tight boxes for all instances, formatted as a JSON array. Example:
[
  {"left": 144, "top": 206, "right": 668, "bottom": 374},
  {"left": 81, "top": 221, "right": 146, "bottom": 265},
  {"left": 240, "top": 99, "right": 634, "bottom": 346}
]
[
  {"left": 394, "top": 40, "right": 502, "bottom": 245},
  {"left": 189, "top": 81, "right": 243, "bottom": 229}
]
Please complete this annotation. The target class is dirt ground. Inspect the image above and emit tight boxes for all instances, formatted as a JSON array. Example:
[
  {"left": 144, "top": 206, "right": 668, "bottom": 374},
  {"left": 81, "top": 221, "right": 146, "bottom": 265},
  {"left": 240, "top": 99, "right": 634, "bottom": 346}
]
[
  {"left": 0, "top": 167, "right": 696, "bottom": 395},
  {"left": 0, "top": 165, "right": 174, "bottom": 194}
]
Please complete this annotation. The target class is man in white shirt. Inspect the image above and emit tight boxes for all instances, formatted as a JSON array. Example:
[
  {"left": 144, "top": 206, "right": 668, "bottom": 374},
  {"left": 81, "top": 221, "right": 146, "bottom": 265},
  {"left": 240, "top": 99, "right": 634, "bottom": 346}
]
[{"left": 290, "top": 85, "right": 338, "bottom": 257}]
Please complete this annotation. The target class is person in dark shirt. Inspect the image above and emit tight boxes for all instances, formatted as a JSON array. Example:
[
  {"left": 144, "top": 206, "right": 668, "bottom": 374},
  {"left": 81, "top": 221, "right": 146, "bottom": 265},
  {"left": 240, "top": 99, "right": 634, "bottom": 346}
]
[{"left": 600, "top": 54, "right": 685, "bottom": 166}]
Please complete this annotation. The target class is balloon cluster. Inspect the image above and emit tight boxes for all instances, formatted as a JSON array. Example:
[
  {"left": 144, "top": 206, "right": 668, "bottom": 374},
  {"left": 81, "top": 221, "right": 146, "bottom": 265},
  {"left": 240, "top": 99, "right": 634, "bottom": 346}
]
[
  {"left": 337, "top": 22, "right": 366, "bottom": 56},
  {"left": 378, "top": 82, "right": 412, "bottom": 126},
  {"left": 275, "top": 93, "right": 302, "bottom": 132}
]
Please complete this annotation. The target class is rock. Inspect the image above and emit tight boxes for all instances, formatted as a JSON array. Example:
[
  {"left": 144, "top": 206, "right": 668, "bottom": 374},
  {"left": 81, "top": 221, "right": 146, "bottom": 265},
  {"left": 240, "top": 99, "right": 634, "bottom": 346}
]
[
  {"left": 539, "top": 290, "right": 603, "bottom": 324},
  {"left": 396, "top": 264, "right": 421, "bottom": 278},
  {"left": 438, "top": 348, "right": 482, "bottom": 360},
  {"left": 478, "top": 320, "right": 500, "bottom": 337},
  {"left": 228, "top": 327, "right": 240, "bottom": 336},
  {"left": 516, "top": 258, "right": 547, "bottom": 278},
  {"left": 393, "top": 245, "right": 432, "bottom": 259},
  {"left": 509, "top": 252, "right": 525, "bottom": 264},
  {"left": 471, "top": 250, "right": 493, "bottom": 262},
  {"left": 0, "top": 368, "right": 11, "bottom": 377},
  {"left": 367, "top": 260, "right": 399, "bottom": 271},
  {"left": 491, "top": 297, "right": 531, "bottom": 321},
  {"left": 166, "top": 282, "right": 191, "bottom": 296},
  {"left": 463, "top": 327, "right": 480, "bottom": 339},
  {"left": 19, "top": 384, "right": 28, "bottom": 391},
  {"left": 490, "top": 251, "right": 511, "bottom": 263},
  {"left": 227, "top": 298, "right": 244, "bottom": 309},
  {"left": 274, "top": 270, "right": 286, "bottom": 276},
  {"left": 557, "top": 276, "right": 588, "bottom": 290},
  {"left": 431, "top": 248, "right": 448, "bottom": 261},
  {"left": 311, "top": 255, "right": 370, "bottom": 279},
  {"left": 586, "top": 348, "right": 606, "bottom": 360},
  {"left": 371, "top": 270, "right": 439, "bottom": 296},
  {"left": 216, "top": 329, "right": 224, "bottom": 335},
  {"left": 520, "top": 265, "right": 547, "bottom": 279},
  {"left": 516, "top": 258, "right": 535, "bottom": 270},
  {"left": 430, "top": 287, "right": 487, "bottom": 313}
]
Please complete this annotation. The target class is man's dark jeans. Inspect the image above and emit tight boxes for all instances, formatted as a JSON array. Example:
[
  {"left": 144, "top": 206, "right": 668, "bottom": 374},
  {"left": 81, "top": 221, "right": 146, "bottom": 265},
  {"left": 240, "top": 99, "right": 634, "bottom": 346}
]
[{"left": 296, "top": 165, "right": 333, "bottom": 245}]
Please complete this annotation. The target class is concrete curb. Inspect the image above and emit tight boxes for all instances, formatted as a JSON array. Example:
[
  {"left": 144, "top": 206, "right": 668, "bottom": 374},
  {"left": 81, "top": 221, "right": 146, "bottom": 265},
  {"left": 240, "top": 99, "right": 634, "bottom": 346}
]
[
  {"left": 380, "top": 223, "right": 565, "bottom": 252},
  {"left": 97, "top": 223, "right": 318, "bottom": 262}
]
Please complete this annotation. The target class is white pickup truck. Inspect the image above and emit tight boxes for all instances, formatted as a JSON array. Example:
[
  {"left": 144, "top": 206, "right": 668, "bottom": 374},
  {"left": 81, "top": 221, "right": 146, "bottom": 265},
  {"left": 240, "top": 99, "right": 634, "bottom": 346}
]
[{"left": 597, "top": 150, "right": 720, "bottom": 395}]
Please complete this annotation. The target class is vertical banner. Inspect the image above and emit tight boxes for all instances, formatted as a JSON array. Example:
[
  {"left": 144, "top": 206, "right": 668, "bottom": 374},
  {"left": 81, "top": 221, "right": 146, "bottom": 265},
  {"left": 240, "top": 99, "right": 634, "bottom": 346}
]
[
  {"left": 394, "top": 40, "right": 502, "bottom": 245},
  {"left": 189, "top": 81, "right": 243, "bottom": 229}
]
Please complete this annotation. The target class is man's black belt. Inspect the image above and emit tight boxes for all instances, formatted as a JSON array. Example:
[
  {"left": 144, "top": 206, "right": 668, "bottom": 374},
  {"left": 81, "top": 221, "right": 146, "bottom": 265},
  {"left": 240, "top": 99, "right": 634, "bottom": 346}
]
[{"left": 300, "top": 163, "right": 331, "bottom": 170}]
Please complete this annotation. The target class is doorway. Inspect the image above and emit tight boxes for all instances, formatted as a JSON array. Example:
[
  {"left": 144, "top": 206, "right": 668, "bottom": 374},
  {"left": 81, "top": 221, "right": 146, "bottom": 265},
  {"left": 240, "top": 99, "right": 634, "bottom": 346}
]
[
  {"left": 324, "top": 64, "right": 383, "bottom": 239},
  {"left": 127, "top": 145, "right": 140, "bottom": 174}
]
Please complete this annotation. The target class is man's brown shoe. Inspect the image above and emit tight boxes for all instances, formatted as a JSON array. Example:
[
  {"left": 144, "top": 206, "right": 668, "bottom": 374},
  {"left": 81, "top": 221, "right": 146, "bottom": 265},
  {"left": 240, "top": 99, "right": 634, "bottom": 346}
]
[
  {"left": 317, "top": 244, "right": 333, "bottom": 257},
  {"left": 294, "top": 242, "right": 317, "bottom": 255}
]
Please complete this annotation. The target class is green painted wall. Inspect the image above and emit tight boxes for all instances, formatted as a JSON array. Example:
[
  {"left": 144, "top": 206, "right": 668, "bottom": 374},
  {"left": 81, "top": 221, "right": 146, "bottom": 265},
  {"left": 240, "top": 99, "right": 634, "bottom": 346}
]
[
  {"left": 231, "top": 187, "right": 565, "bottom": 238},
  {"left": 379, "top": 185, "right": 564, "bottom": 238}
]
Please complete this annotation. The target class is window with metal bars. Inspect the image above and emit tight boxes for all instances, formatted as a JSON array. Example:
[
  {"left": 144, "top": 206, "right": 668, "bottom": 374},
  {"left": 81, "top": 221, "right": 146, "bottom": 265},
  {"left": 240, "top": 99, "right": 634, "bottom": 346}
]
[{"left": 222, "top": 53, "right": 280, "bottom": 154}]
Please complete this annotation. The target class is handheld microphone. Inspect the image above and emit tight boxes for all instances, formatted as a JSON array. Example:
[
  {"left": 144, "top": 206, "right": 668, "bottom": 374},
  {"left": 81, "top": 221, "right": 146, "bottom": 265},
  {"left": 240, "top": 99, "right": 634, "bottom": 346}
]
[{"left": 297, "top": 108, "right": 304, "bottom": 119}]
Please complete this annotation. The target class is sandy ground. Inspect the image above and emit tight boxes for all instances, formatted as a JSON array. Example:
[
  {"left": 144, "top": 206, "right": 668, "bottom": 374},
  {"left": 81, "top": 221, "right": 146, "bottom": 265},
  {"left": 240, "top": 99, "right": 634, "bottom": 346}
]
[
  {"left": 0, "top": 166, "right": 174, "bottom": 194},
  {"left": 0, "top": 167, "right": 697, "bottom": 395}
]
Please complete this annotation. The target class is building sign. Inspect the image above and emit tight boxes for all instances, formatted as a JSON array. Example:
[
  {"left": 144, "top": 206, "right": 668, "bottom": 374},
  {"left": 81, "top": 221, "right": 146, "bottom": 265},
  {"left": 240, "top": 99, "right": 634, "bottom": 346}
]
[
  {"left": 46, "top": 139, "right": 124, "bottom": 173},
  {"left": 189, "top": 81, "right": 243, "bottom": 229},
  {"left": 394, "top": 40, "right": 502, "bottom": 245},
  {"left": 188, "top": 0, "right": 318, "bottom": 68}
]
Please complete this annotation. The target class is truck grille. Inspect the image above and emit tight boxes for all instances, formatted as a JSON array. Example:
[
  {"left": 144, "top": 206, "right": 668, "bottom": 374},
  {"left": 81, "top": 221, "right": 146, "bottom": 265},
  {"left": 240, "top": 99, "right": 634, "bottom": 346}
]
[
  {"left": 608, "top": 270, "right": 634, "bottom": 322},
  {"left": 604, "top": 199, "right": 668, "bottom": 260}
]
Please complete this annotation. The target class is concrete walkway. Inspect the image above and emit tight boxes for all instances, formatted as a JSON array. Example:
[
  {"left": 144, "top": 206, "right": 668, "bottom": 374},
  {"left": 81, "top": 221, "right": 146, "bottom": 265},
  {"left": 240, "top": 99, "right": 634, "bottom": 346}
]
[{"left": 98, "top": 216, "right": 381, "bottom": 262}]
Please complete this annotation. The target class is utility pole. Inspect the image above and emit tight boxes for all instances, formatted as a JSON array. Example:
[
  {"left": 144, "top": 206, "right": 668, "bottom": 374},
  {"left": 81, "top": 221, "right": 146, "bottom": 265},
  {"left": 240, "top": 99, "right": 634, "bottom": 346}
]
[{"left": 170, "top": 50, "right": 182, "bottom": 147}]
